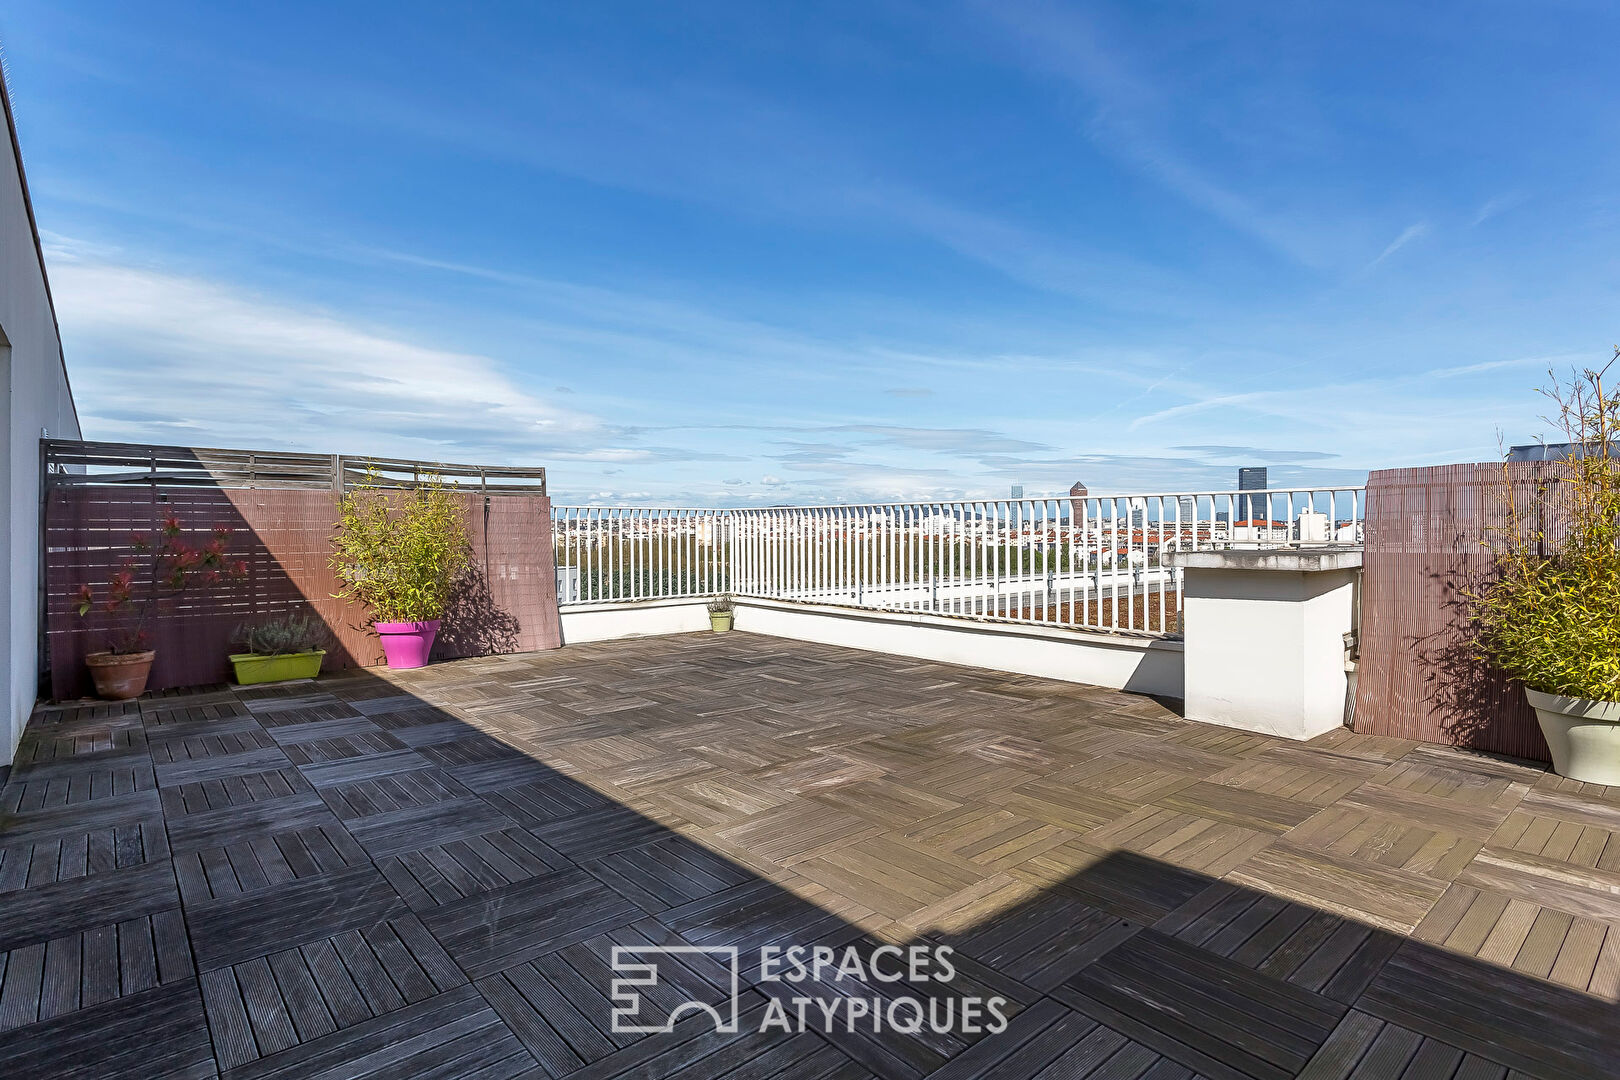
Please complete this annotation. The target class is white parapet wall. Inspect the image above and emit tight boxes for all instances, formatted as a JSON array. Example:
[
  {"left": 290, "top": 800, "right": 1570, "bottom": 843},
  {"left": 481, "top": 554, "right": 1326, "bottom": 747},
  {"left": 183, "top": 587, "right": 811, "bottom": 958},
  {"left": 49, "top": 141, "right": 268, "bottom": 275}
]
[
  {"left": 557, "top": 595, "right": 1184, "bottom": 697},
  {"left": 558, "top": 597, "right": 715, "bottom": 644},
  {"left": 734, "top": 597, "right": 1183, "bottom": 698},
  {"left": 1167, "top": 547, "right": 1361, "bottom": 741}
]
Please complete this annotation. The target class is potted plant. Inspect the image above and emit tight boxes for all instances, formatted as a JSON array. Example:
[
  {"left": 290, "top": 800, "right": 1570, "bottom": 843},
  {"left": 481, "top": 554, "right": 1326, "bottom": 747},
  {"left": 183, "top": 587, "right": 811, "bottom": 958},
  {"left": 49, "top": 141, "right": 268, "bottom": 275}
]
[
  {"left": 1472, "top": 358, "right": 1620, "bottom": 783},
  {"left": 708, "top": 592, "right": 734, "bottom": 632},
  {"left": 330, "top": 470, "right": 470, "bottom": 669},
  {"left": 230, "top": 612, "right": 330, "bottom": 685},
  {"left": 74, "top": 515, "right": 245, "bottom": 700}
]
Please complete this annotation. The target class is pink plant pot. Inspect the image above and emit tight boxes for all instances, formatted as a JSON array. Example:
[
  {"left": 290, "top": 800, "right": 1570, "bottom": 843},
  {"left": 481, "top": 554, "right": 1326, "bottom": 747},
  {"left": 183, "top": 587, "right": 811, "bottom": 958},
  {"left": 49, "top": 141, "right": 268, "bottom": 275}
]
[{"left": 374, "top": 620, "right": 440, "bottom": 669}]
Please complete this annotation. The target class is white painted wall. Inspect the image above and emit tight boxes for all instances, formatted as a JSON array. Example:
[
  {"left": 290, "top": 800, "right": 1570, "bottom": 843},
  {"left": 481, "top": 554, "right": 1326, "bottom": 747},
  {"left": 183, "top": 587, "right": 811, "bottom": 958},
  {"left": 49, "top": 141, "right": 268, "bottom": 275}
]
[
  {"left": 559, "top": 598, "right": 713, "bottom": 644},
  {"left": 734, "top": 598, "right": 1184, "bottom": 698},
  {"left": 1, "top": 80, "right": 81, "bottom": 764},
  {"left": 1179, "top": 563, "right": 1358, "bottom": 740}
]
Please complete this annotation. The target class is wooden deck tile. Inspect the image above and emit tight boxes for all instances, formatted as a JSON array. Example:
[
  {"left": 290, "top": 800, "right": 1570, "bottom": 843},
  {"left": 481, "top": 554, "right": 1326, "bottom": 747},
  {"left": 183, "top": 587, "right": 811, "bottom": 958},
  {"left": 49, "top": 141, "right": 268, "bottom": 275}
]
[
  {"left": 0, "top": 817, "right": 168, "bottom": 893},
  {"left": 712, "top": 800, "right": 882, "bottom": 866},
  {"left": 1154, "top": 882, "right": 1399, "bottom": 1004},
  {"left": 989, "top": 778, "right": 1138, "bottom": 834},
  {"left": 1013, "top": 845, "right": 1210, "bottom": 925},
  {"left": 644, "top": 772, "right": 796, "bottom": 828},
  {"left": 658, "top": 876, "right": 882, "bottom": 956},
  {"left": 341, "top": 796, "right": 517, "bottom": 859},
  {"left": 0, "top": 979, "right": 215, "bottom": 1079},
  {"left": 1339, "top": 770, "right": 1529, "bottom": 841},
  {"left": 166, "top": 791, "right": 339, "bottom": 855},
  {"left": 0, "top": 860, "right": 179, "bottom": 953},
  {"left": 1284, "top": 804, "right": 1483, "bottom": 882},
  {"left": 1413, "top": 882, "right": 1620, "bottom": 1000},
  {"left": 581, "top": 835, "right": 753, "bottom": 913},
  {"left": 199, "top": 913, "right": 465, "bottom": 1070},
  {"left": 1, "top": 756, "right": 155, "bottom": 810},
  {"left": 903, "top": 806, "right": 1074, "bottom": 873},
  {"left": 1226, "top": 841, "right": 1449, "bottom": 934},
  {"left": 1056, "top": 929, "right": 1347, "bottom": 1080},
  {"left": 1208, "top": 744, "right": 1383, "bottom": 806},
  {"left": 0, "top": 908, "right": 191, "bottom": 1029},
  {"left": 160, "top": 766, "right": 313, "bottom": 818},
  {"left": 795, "top": 835, "right": 986, "bottom": 921},
  {"left": 1360, "top": 943, "right": 1617, "bottom": 1079},
  {"left": 175, "top": 823, "right": 372, "bottom": 903},
  {"left": 4, "top": 633, "right": 1618, "bottom": 1078},
  {"left": 477, "top": 928, "right": 760, "bottom": 1076},
  {"left": 187, "top": 865, "right": 407, "bottom": 971},
  {"left": 376, "top": 826, "right": 571, "bottom": 910},
  {"left": 0, "top": 786, "right": 164, "bottom": 846},
  {"left": 279, "top": 731, "right": 409, "bottom": 767},
  {"left": 1458, "top": 846, "right": 1620, "bottom": 925},
  {"left": 417, "top": 867, "right": 644, "bottom": 978},
  {"left": 221, "top": 983, "right": 534, "bottom": 1080},
  {"left": 944, "top": 888, "right": 1137, "bottom": 991},
  {"left": 155, "top": 746, "right": 292, "bottom": 788}
]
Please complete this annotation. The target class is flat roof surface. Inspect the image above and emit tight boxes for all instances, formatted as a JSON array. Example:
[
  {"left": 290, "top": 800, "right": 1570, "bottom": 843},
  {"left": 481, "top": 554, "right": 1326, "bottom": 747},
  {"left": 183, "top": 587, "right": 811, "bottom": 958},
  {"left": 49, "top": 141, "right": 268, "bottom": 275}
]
[{"left": 0, "top": 633, "right": 1614, "bottom": 1078}]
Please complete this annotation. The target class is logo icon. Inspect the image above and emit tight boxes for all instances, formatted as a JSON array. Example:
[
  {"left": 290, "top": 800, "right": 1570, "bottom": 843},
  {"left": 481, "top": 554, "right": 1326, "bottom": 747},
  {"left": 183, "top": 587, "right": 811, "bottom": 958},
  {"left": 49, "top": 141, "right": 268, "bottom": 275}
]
[{"left": 609, "top": 945, "right": 741, "bottom": 1034}]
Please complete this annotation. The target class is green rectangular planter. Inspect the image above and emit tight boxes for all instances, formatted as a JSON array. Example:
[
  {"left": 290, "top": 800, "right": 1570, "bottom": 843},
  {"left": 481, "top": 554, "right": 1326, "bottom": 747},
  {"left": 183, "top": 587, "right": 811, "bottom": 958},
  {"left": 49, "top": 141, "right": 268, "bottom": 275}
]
[{"left": 229, "top": 650, "right": 326, "bottom": 685}]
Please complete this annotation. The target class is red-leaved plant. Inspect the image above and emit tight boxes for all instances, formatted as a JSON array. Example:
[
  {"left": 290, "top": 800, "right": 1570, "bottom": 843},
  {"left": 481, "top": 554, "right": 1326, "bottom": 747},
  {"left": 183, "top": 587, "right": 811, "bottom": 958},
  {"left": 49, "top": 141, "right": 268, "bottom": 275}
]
[{"left": 75, "top": 513, "right": 248, "bottom": 654}]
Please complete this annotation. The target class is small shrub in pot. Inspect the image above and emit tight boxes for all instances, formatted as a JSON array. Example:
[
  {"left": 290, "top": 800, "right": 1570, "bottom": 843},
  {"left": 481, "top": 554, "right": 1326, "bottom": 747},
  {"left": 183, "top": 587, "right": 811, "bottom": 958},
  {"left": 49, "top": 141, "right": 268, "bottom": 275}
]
[
  {"left": 230, "top": 612, "right": 331, "bottom": 685},
  {"left": 1471, "top": 356, "right": 1620, "bottom": 781},
  {"left": 74, "top": 516, "right": 245, "bottom": 699},
  {"left": 708, "top": 592, "right": 734, "bottom": 632},
  {"left": 330, "top": 470, "right": 471, "bottom": 668}
]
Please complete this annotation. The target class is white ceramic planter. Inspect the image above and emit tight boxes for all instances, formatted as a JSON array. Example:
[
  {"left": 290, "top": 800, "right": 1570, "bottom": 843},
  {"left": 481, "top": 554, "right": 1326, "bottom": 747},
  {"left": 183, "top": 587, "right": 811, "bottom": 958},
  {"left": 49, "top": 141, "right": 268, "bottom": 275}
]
[{"left": 1526, "top": 688, "right": 1620, "bottom": 785}]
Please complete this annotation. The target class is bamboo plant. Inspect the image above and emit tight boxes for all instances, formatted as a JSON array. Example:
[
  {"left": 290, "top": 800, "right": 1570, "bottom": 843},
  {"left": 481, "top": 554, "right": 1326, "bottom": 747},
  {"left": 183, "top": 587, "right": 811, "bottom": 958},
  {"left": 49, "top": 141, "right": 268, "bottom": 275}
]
[
  {"left": 1471, "top": 354, "right": 1620, "bottom": 702},
  {"left": 330, "top": 471, "right": 471, "bottom": 623}
]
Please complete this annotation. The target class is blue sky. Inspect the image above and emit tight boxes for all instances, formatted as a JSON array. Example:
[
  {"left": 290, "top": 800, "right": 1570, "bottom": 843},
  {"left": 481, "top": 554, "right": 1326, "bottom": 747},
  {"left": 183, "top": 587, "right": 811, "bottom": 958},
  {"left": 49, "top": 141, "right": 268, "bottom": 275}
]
[{"left": 3, "top": 2, "right": 1617, "bottom": 504}]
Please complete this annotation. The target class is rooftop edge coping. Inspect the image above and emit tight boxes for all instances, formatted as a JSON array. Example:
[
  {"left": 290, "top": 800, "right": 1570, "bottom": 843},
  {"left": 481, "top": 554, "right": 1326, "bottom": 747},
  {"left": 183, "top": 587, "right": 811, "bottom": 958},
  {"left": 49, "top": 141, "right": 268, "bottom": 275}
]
[{"left": 1161, "top": 545, "right": 1364, "bottom": 572}]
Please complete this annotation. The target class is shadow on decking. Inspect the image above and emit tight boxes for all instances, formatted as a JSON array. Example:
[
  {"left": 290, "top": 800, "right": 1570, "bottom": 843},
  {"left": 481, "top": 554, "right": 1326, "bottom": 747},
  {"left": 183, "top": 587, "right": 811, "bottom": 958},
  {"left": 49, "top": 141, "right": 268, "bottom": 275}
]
[{"left": 0, "top": 645, "right": 1615, "bottom": 1080}]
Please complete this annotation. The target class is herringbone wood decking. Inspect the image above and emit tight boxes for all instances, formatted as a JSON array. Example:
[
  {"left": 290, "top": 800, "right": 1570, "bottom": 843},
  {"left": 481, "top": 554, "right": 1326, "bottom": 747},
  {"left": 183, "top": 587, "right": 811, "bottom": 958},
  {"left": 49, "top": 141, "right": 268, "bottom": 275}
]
[{"left": 1, "top": 633, "right": 1617, "bottom": 1079}]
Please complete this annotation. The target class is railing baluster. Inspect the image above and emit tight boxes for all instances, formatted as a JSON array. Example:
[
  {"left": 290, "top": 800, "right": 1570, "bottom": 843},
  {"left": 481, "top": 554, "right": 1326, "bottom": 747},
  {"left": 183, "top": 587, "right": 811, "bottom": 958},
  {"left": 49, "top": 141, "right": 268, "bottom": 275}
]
[{"left": 550, "top": 485, "right": 1364, "bottom": 640}]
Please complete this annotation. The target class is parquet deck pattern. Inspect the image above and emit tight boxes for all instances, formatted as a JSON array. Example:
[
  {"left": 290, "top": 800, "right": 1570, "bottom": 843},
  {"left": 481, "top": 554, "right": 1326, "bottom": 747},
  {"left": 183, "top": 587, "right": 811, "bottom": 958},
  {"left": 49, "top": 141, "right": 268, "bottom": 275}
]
[{"left": 1, "top": 632, "right": 1617, "bottom": 1078}]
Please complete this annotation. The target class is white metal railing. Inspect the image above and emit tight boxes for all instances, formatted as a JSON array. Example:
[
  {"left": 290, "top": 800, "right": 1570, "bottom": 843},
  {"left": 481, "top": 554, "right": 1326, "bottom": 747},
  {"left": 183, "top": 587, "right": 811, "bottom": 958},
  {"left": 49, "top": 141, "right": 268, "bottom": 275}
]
[
  {"left": 552, "top": 487, "right": 1363, "bottom": 636},
  {"left": 551, "top": 507, "right": 731, "bottom": 604}
]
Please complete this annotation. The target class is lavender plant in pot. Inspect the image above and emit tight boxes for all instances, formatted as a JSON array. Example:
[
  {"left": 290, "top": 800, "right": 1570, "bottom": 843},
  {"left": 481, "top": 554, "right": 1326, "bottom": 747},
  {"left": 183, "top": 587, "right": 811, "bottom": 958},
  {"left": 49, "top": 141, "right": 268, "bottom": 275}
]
[
  {"left": 230, "top": 611, "right": 331, "bottom": 685},
  {"left": 1471, "top": 358, "right": 1620, "bottom": 783},
  {"left": 330, "top": 470, "right": 470, "bottom": 669}
]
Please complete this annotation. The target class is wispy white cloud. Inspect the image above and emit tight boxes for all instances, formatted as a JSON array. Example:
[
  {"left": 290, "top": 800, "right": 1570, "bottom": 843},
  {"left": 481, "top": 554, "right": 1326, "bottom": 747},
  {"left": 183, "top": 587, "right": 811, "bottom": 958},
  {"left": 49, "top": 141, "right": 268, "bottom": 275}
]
[
  {"left": 47, "top": 249, "right": 612, "bottom": 462},
  {"left": 1368, "top": 221, "right": 1430, "bottom": 268},
  {"left": 970, "top": 0, "right": 1322, "bottom": 265},
  {"left": 1471, "top": 193, "right": 1527, "bottom": 227},
  {"left": 1127, "top": 390, "right": 1288, "bottom": 431},
  {"left": 1424, "top": 352, "right": 1585, "bottom": 379}
]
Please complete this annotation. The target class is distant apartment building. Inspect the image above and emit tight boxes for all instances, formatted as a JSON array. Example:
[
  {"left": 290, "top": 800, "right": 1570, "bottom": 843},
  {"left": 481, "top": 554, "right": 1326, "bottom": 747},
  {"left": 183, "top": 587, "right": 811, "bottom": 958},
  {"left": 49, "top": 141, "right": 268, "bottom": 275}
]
[
  {"left": 1238, "top": 465, "right": 1268, "bottom": 525},
  {"left": 1507, "top": 442, "right": 1619, "bottom": 462}
]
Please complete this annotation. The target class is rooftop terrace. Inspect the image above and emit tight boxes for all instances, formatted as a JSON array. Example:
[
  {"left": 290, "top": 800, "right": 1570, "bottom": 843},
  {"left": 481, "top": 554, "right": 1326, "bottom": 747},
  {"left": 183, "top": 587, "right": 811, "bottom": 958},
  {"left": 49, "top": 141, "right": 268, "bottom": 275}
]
[{"left": 1, "top": 633, "right": 1616, "bottom": 1079}]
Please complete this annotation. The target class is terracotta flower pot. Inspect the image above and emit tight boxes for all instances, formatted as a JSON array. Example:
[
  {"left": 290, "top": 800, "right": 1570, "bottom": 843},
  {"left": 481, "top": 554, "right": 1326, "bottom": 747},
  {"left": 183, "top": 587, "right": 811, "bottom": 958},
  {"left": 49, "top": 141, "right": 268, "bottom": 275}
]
[{"left": 84, "top": 650, "right": 156, "bottom": 700}]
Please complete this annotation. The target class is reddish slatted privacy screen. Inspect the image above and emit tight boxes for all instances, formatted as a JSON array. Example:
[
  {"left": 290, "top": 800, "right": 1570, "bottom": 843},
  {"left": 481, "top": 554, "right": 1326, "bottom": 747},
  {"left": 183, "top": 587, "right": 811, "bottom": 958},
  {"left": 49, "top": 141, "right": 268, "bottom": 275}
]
[
  {"left": 1353, "top": 462, "right": 1567, "bottom": 762},
  {"left": 44, "top": 441, "right": 560, "bottom": 700}
]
